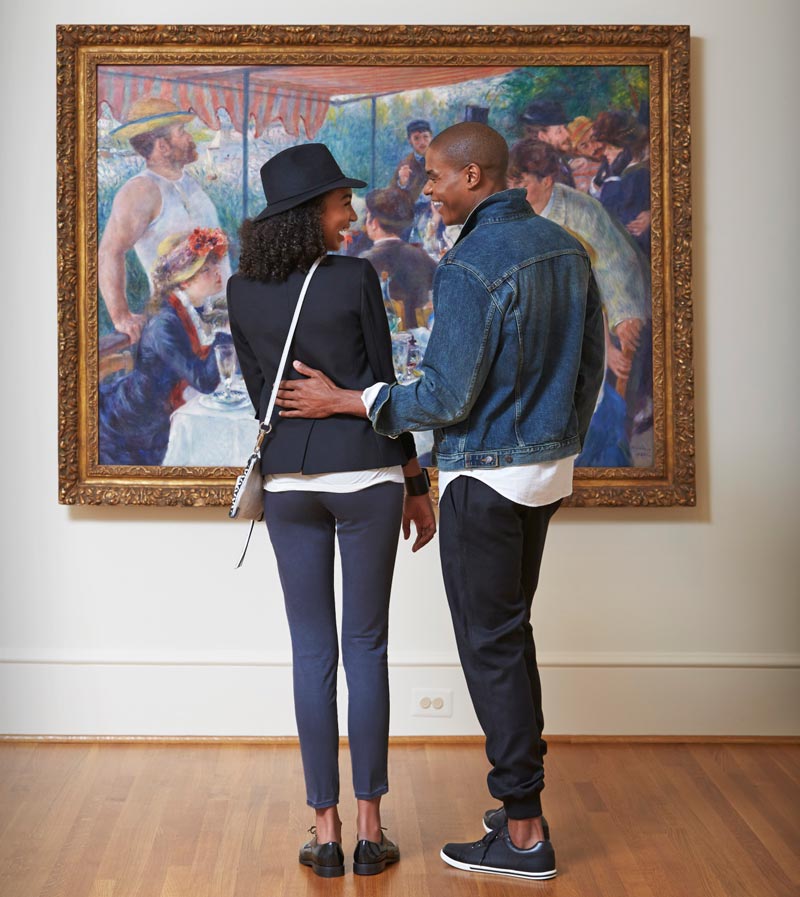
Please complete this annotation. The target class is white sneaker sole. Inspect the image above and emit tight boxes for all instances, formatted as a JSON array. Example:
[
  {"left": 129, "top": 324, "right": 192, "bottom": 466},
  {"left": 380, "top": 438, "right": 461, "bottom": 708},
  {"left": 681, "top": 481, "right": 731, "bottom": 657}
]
[
  {"left": 482, "top": 820, "right": 492, "bottom": 834},
  {"left": 440, "top": 849, "right": 557, "bottom": 880}
]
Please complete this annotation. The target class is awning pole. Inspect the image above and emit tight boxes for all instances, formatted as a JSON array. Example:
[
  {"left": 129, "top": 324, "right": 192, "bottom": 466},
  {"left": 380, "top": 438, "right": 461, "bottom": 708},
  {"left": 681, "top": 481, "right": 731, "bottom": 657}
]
[
  {"left": 371, "top": 96, "right": 377, "bottom": 188},
  {"left": 242, "top": 70, "right": 250, "bottom": 219}
]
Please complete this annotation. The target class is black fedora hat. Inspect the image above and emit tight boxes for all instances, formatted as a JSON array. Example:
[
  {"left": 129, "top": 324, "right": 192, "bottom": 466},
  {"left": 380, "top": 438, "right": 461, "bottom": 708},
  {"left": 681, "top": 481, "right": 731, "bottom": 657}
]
[{"left": 255, "top": 144, "right": 366, "bottom": 221}]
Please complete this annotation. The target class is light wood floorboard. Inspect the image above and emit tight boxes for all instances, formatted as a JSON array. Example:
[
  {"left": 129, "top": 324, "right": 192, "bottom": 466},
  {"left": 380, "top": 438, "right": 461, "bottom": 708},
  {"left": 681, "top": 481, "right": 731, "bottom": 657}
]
[{"left": 0, "top": 742, "right": 797, "bottom": 897}]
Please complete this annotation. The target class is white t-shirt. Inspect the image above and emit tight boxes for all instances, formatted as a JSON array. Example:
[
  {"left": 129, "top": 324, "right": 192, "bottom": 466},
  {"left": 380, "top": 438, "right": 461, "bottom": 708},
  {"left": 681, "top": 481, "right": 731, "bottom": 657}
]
[
  {"left": 361, "top": 383, "right": 574, "bottom": 508},
  {"left": 264, "top": 466, "right": 404, "bottom": 493}
]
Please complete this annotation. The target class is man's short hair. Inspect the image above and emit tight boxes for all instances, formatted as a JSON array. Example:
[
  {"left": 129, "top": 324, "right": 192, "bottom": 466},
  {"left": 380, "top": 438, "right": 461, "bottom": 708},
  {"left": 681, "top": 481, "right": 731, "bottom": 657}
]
[
  {"left": 406, "top": 119, "right": 432, "bottom": 137},
  {"left": 428, "top": 122, "right": 509, "bottom": 182},
  {"left": 508, "top": 139, "right": 561, "bottom": 182},
  {"left": 129, "top": 124, "right": 174, "bottom": 160},
  {"left": 365, "top": 188, "right": 414, "bottom": 236}
]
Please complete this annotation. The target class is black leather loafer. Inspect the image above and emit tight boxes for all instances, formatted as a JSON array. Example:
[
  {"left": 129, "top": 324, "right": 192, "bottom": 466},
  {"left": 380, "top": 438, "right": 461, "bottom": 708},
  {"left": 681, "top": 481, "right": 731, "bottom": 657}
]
[
  {"left": 299, "top": 829, "right": 345, "bottom": 878},
  {"left": 483, "top": 807, "right": 550, "bottom": 839},
  {"left": 353, "top": 832, "right": 400, "bottom": 876}
]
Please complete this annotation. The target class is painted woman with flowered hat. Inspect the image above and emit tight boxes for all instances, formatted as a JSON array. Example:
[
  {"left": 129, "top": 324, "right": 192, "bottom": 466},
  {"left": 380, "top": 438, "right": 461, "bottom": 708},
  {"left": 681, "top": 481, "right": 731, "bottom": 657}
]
[{"left": 99, "top": 227, "right": 231, "bottom": 465}]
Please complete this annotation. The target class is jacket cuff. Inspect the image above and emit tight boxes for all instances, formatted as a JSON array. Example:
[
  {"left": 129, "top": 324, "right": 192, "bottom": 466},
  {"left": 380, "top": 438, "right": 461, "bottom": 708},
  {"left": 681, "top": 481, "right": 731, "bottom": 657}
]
[{"left": 368, "top": 383, "right": 403, "bottom": 437}]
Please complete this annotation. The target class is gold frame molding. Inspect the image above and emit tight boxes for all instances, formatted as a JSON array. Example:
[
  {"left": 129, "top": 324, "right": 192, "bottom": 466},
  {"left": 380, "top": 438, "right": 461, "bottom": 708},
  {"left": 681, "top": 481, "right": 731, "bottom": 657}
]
[{"left": 57, "top": 24, "right": 694, "bottom": 507}]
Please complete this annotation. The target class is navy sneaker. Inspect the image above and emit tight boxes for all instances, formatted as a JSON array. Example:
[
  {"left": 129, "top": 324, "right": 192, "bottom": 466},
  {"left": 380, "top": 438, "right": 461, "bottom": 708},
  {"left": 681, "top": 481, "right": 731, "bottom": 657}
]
[
  {"left": 440, "top": 827, "right": 557, "bottom": 881},
  {"left": 299, "top": 828, "right": 345, "bottom": 878},
  {"left": 482, "top": 807, "right": 550, "bottom": 839}
]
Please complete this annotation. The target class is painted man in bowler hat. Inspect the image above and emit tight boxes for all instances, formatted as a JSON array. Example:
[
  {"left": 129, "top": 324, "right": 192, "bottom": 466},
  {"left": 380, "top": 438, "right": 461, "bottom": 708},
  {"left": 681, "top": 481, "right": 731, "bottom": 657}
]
[
  {"left": 99, "top": 97, "right": 229, "bottom": 342},
  {"left": 519, "top": 100, "right": 576, "bottom": 188}
]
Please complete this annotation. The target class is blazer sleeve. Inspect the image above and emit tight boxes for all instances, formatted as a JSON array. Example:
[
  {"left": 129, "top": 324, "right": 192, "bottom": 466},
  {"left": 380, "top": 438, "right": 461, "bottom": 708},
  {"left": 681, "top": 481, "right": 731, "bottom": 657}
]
[
  {"left": 227, "top": 277, "right": 266, "bottom": 419},
  {"left": 359, "top": 261, "right": 417, "bottom": 463}
]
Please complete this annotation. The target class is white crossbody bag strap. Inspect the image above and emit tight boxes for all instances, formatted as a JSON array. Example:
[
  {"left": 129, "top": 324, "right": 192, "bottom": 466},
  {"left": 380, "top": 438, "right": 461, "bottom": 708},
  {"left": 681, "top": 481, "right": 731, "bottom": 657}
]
[{"left": 260, "top": 255, "right": 324, "bottom": 431}]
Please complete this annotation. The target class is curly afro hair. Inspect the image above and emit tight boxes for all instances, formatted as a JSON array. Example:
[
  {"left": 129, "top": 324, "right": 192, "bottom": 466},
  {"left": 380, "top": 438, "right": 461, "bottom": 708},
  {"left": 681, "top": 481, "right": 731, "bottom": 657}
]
[{"left": 237, "top": 196, "right": 326, "bottom": 283}]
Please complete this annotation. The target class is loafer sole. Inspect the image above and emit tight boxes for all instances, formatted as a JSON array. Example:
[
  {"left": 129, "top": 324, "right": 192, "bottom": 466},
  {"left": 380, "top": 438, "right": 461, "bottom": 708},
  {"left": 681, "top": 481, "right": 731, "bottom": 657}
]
[
  {"left": 440, "top": 848, "right": 557, "bottom": 881},
  {"left": 299, "top": 857, "right": 345, "bottom": 878},
  {"left": 353, "top": 854, "right": 399, "bottom": 876}
]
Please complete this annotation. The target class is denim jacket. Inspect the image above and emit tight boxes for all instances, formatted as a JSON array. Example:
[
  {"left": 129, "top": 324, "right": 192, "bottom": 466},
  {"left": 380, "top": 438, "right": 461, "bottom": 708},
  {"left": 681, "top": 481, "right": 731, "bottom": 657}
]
[{"left": 369, "top": 189, "right": 605, "bottom": 471}]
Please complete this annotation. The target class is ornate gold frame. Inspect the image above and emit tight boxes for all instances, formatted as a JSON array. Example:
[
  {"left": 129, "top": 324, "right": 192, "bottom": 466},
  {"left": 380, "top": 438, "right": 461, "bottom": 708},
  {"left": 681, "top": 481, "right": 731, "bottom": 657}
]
[{"left": 57, "top": 24, "right": 693, "bottom": 507}]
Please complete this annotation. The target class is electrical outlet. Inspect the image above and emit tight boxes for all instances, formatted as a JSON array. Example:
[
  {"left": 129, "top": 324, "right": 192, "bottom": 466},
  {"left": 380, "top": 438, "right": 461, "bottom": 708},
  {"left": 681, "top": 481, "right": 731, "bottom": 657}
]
[{"left": 412, "top": 688, "right": 453, "bottom": 717}]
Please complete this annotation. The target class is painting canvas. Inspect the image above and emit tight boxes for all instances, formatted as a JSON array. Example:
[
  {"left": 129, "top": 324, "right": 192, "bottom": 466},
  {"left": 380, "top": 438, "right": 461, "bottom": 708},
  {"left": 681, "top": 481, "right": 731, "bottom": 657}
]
[{"left": 57, "top": 25, "right": 694, "bottom": 506}]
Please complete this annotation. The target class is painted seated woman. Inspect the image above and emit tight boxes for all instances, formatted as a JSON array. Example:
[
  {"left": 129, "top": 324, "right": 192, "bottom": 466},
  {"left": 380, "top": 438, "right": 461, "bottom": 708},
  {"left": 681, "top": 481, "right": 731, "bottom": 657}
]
[{"left": 99, "top": 227, "right": 230, "bottom": 465}]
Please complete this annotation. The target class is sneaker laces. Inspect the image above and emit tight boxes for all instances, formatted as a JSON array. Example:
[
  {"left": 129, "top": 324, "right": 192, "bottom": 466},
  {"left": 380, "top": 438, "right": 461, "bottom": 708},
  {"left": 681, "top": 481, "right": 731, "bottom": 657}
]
[{"left": 474, "top": 826, "right": 502, "bottom": 862}]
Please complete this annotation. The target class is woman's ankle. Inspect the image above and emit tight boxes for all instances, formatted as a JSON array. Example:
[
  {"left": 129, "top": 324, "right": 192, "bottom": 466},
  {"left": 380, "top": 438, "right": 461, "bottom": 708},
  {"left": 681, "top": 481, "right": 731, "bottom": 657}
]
[
  {"left": 314, "top": 806, "right": 342, "bottom": 843},
  {"left": 356, "top": 797, "right": 383, "bottom": 842}
]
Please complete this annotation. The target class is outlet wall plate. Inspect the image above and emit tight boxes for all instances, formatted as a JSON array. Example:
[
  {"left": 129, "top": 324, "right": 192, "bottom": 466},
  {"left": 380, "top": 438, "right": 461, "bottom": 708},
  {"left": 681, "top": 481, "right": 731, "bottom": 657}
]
[{"left": 412, "top": 688, "right": 453, "bottom": 717}]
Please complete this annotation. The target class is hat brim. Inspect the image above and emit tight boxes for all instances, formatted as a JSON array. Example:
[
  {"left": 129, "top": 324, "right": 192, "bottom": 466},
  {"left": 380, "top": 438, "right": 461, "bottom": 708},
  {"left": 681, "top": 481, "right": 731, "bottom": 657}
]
[
  {"left": 111, "top": 111, "right": 195, "bottom": 142},
  {"left": 521, "top": 115, "right": 569, "bottom": 128},
  {"left": 254, "top": 176, "right": 367, "bottom": 221}
]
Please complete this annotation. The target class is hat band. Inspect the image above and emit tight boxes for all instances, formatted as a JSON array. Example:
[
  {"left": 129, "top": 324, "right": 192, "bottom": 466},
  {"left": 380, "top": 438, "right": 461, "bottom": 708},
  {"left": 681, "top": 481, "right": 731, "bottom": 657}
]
[{"left": 111, "top": 110, "right": 192, "bottom": 136}]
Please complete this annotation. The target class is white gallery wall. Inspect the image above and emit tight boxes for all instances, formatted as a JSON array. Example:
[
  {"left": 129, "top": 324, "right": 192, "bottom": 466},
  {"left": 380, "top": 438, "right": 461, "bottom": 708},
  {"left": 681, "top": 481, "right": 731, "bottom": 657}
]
[{"left": 0, "top": 0, "right": 798, "bottom": 737}]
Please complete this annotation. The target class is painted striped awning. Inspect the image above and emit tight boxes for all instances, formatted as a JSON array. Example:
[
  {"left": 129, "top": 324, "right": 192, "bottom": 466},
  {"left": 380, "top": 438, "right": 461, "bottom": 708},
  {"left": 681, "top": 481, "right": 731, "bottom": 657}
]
[{"left": 97, "top": 64, "right": 516, "bottom": 139}]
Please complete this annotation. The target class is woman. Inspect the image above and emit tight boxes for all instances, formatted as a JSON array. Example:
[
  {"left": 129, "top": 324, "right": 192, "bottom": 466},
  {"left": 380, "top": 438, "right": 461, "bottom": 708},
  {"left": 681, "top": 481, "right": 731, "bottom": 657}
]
[
  {"left": 99, "top": 227, "right": 230, "bottom": 465},
  {"left": 590, "top": 110, "right": 651, "bottom": 258},
  {"left": 227, "top": 144, "right": 436, "bottom": 878}
]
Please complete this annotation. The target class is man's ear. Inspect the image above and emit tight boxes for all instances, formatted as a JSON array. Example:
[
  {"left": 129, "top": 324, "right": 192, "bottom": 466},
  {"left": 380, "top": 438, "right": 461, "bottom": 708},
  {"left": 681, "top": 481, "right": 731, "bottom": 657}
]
[
  {"left": 151, "top": 136, "right": 169, "bottom": 158},
  {"left": 465, "top": 162, "right": 482, "bottom": 188}
]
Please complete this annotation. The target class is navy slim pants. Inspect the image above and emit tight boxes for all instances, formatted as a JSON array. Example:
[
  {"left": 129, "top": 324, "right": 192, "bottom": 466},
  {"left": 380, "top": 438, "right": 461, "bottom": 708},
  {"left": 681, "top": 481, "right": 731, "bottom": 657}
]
[
  {"left": 264, "top": 482, "right": 404, "bottom": 808},
  {"left": 439, "top": 476, "right": 561, "bottom": 819}
]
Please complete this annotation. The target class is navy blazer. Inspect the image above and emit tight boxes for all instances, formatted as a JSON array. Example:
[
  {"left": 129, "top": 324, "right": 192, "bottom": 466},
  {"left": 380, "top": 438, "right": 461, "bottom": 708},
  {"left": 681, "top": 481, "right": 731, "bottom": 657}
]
[{"left": 227, "top": 255, "right": 416, "bottom": 475}]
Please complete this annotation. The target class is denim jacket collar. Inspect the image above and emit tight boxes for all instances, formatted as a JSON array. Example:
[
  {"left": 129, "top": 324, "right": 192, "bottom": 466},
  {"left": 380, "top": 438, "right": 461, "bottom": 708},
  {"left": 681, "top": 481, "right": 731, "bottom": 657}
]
[{"left": 456, "top": 188, "right": 535, "bottom": 244}]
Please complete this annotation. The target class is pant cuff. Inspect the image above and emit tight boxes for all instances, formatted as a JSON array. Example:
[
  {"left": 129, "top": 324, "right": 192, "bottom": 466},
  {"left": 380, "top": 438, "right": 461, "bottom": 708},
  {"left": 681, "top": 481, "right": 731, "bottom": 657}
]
[
  {"left": 354, "top": 785, "right": 388, "bottom": 801},
  {"left": 307, "top": 797, "right": 339, "bottom": 809},
  {"left": 504, "top": 795, "right": 543, "bottom": 820}
]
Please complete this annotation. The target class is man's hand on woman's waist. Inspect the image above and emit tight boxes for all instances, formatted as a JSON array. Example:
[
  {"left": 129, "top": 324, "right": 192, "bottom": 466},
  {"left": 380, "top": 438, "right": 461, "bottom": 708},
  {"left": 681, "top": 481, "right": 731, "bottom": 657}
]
[{"left": 276, "top": 361, "right": 368, "bottom": 419}]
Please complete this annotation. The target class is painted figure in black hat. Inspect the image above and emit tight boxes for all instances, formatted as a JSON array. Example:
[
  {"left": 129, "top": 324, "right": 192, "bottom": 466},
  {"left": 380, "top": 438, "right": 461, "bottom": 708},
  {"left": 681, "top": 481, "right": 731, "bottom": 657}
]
[
  {"left": 519, "top": 100, "right": 576, "bottom": 188},
  {"left": 227, "top": 143, "right": 436, "bottom": 880}
]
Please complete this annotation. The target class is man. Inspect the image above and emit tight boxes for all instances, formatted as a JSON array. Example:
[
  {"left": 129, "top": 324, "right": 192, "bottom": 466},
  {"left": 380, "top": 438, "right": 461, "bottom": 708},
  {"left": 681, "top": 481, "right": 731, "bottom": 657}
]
[
  {"left": 99, "top": 97, "right": 230, "bottom": 342},
  {"left": 391, "top": 118, "right": 434, "bottom": 201},
  {"left": 507, "top": 138, "right": 651, "bottom": 466},
  {"left": 566, "top": 116, "right": 604, "bottom": 193},
  {"left": 276, "top": 122, "right": 605, "bottom": 881},
  {"left": 360, "top": 188, "right": 437, "bottom": 328},
  {"left": 390, "top": 118, "right": 437, "bottom": 244},
  {"left": 519, "top": 100, "right": 575, "bottom": 188}
]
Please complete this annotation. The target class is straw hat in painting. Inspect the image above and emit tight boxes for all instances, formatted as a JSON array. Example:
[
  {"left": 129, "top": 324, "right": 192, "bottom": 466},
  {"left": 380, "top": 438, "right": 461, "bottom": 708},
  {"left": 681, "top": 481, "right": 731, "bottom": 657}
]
[{"left": 111, "top": 97, "right": 195, "bottom": 142}]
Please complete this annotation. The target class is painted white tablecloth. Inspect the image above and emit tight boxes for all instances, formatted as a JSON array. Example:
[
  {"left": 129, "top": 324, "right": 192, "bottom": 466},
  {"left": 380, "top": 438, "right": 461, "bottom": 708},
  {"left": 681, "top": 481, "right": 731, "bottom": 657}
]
[{"left": 163, "top": 387, "right": 259, "bottom": 467}]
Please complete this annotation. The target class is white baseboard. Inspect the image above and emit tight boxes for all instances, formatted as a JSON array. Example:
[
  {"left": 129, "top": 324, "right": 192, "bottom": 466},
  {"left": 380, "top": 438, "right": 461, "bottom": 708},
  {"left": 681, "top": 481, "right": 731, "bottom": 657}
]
[{"left": 1, "top": 656, "right": 798, "bottom": 736}]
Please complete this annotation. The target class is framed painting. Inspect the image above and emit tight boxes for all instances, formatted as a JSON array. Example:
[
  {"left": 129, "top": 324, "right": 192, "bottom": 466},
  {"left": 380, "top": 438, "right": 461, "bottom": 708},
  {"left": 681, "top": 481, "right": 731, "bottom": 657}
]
[{"left": 57, "top": 24, "right": 694, "bottom": 507}]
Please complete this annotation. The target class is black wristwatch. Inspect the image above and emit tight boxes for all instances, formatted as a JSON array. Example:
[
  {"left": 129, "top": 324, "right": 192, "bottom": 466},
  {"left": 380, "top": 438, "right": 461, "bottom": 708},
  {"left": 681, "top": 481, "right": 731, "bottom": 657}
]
[{"left": 404, "top": 468, "right": 431, "bottom": 496}]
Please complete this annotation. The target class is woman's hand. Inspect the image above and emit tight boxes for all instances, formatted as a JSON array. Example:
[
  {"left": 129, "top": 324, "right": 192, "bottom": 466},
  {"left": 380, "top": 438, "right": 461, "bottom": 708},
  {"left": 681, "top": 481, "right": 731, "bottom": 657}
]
[{"left": 403, "top": 494, "right": 437, "bottom": 552}]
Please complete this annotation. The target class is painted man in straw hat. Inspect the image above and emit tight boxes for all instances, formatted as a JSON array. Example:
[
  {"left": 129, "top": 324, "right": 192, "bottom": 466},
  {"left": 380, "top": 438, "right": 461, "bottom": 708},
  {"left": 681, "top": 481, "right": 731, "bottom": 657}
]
[
  {"left": 566, "top": 116, "right": 604, "bottom": 194},
  {"left": 98, "top": 97, "right": 230, "bottom": 342}
]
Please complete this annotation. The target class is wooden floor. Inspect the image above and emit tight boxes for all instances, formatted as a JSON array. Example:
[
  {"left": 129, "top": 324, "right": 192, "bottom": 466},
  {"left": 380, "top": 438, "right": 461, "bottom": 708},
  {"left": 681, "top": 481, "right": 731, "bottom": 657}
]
[{"left": 0, "top": 741, "right": 798, "bottom": 897}]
